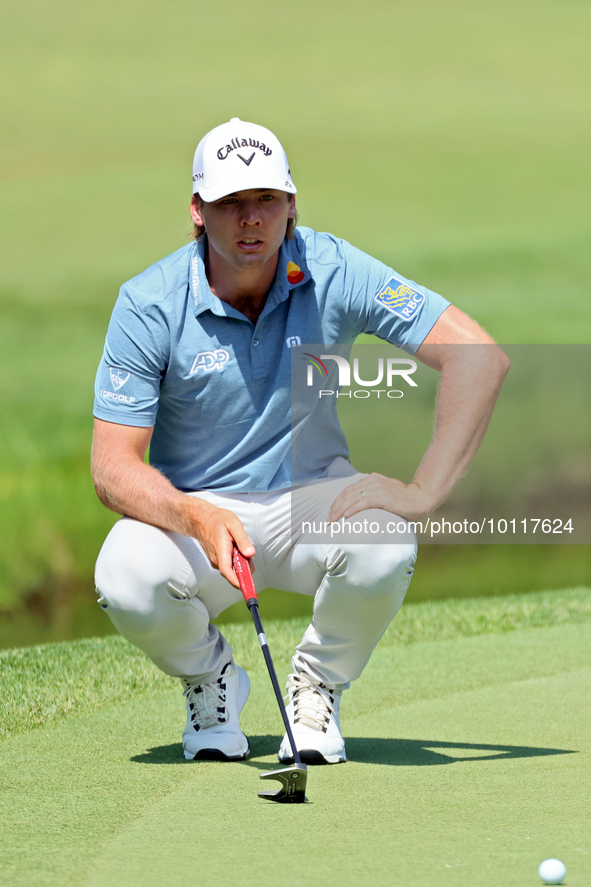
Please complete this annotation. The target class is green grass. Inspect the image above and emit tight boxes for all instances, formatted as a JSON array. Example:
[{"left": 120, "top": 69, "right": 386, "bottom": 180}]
[
  {"left": 1, "top": 589, "right": 590, "bottom": 886},
  {"left": 2, "top": 587, "right": 590, "bottom": 741},
  {"left": 0, "top": 0, "right": 589, "bottom": 640}
]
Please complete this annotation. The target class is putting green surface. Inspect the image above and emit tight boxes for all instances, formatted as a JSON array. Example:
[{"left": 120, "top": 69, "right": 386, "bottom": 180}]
[{"left": 1, "top": 596, "right": 589, "bottom": 886}]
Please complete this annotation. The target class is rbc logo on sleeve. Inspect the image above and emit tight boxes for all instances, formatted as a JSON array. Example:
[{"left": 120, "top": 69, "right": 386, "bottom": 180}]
[{"left": 375, "top": 277, "right": 425, "bottom": 321}]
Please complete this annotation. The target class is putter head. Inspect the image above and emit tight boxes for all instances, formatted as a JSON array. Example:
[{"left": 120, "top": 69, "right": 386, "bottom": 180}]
[{"left": 258, "top": 764, "right": 308, "bottom": 804}]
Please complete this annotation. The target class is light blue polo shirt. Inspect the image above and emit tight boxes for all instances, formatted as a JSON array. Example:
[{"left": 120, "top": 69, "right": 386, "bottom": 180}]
[{"left": 93, "top": 227, "right": 449, "bottom": 492}]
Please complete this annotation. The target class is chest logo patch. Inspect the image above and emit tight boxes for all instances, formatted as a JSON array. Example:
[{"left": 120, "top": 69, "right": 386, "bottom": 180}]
[
  {"left": 189, "top": 349, "right": 230, "bottom": 376},
  {"left": 287, "top": 261, "right": 305, "bottom": 285},
  {"left": 375, "top": 277, "right": 425, "bottom": 321}
]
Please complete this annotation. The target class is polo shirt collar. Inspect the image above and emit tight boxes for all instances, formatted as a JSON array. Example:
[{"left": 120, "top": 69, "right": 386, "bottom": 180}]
[
  {"left": 189, "top": 238, "right": 224, "bottom": 318},
  {"left": 188, "top": 231, "right": 312, "bottom": 319}
]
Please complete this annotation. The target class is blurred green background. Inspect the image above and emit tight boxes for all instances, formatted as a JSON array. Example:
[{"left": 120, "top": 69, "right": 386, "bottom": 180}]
[{"left": 1, "top": 0, "right": 589, "bottom": 648}]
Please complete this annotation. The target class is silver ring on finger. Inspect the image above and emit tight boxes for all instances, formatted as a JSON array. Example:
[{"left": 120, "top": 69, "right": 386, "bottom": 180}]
[{"left": 361, "top": 490, "right": 366, "bottom": 499}]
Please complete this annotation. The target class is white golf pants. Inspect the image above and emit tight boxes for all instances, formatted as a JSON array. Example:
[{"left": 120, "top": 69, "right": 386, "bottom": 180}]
[{"left": 94, "top": 470, "right": 417, "bottom": 690}]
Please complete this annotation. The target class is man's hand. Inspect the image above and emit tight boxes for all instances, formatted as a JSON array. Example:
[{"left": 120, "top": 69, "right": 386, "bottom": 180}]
[
  {"left": 186, "top": 498, "right": 255, "bottom": 588},
  {"left": 328, "top": 475, "right": 432, "bottom": 524}
]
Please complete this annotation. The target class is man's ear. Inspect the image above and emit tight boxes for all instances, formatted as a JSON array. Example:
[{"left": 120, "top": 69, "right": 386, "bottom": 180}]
[
  {"left": 190, "top": 197, "right": 205, "bottom": 227},
  {"left": 287, "top": 195, "right": 297, "bottom": 219}
]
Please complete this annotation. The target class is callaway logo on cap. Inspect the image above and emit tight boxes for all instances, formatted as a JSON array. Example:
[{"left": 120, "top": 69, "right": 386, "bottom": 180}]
[{"left": 192, "top": 118, "right": 297, "bottom": 202}]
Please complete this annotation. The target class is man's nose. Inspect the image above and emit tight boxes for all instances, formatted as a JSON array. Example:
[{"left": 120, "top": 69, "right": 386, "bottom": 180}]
[{"left": 240, "top": 202, "right": 262, "bottom": 226}]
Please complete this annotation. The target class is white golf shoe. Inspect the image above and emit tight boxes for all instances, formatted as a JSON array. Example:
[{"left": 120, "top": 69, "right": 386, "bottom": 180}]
[
  {"left": 182, "top": 661, "right": 250, "bottom": 761},
  {"left": 278, "top": 672, "right": 347, "bottom": 765}
]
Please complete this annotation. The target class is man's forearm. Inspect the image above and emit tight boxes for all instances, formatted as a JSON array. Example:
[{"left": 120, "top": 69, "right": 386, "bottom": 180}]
[
  {"left": 412, "top": 345, "right": 510, "bottom": 511},
  {"left": 92, "top": 450, "right": 205, "bottom": 538}
]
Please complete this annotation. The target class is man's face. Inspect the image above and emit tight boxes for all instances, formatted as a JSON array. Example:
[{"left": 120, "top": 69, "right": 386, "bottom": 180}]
[{"left": 190, "top": 189, "right": 296, "bottom": 271}]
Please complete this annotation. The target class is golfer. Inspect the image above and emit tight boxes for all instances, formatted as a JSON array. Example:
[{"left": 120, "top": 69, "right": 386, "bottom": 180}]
[{"left": 92, "top": 118, "right": 509, "bottom": 764}]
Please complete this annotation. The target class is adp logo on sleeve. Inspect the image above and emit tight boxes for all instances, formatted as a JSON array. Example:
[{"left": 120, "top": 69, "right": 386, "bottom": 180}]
[{"left": 375, "top": 277, "right": 425, "bottom": 320}]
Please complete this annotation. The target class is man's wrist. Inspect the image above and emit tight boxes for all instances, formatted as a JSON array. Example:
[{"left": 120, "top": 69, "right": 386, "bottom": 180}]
[
  {"left": 181, "top": 494, "right": 209, "bottom": 534},
  {"left": 408, "top": 480, "right": 442, "bottom": 517},
  {"left": 181, "top": 493, "right": 225, "bottom": 541}
]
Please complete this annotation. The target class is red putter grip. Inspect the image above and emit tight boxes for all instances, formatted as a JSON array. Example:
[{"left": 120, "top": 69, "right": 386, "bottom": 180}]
[{"left": 232, "top": 547, "right": 258, "bottom": 604}]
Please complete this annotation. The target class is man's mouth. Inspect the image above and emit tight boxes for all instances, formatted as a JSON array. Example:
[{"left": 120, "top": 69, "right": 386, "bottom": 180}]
[{"left": 238, "top": 237, "right": 263, "bottom": 250}]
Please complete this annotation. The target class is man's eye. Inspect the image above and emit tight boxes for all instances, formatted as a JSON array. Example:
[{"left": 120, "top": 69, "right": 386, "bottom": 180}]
[{"left": 261, "top": 194, "right": 274, "bottom": 201}]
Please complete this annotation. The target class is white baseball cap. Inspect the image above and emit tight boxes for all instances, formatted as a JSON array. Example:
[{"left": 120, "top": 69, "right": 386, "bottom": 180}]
[{"left": 192, "top": 118, "right": 297, "bottom": 201}]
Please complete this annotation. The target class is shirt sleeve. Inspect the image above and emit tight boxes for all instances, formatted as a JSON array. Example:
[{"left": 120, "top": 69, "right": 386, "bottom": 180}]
[
  {"left": 93, "top": 284, "right": 170, "bottom": 427},
  {"left": 339, "top": 239, "right": 451, "bottom": 353}
]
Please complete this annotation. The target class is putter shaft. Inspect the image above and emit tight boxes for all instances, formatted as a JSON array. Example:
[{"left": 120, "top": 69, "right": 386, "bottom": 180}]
[
  {"left": 245, "top": 598, "right": 302, "bottom": 767},
  {"left": 233, "top": 547, "right": 308, "bottom": 803}
]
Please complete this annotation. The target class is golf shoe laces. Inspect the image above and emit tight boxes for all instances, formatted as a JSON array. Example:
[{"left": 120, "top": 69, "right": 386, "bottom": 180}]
[
  {"left": 286, "top": 673, "right": 336, "bottom": 733},
  {"left": 182, "top": 663, "right": 232, "bottom": 731}
]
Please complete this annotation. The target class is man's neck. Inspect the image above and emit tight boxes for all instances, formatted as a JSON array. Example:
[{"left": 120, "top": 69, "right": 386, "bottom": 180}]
[{"left": 205, "top": 242, "right": 280, "bottom": 326}]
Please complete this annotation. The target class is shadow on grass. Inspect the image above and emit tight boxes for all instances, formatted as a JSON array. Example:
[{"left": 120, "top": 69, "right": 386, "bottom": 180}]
[
  {"left": 345, "top": 737, "right": 577, "bottom": 765},
  {"left": 131, "top": 735, "right": 576, "bottom": 767}
]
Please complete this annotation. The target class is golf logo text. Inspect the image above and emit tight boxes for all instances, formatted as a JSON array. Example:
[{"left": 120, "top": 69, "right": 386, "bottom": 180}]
[
  {"left": 190, "top": 256, "right": 199, "bottom": 307},
  {"left": 304, "top": 354, "right": 417, "bottom": 398},
  {"left": 216, "top": 137, "right": 272, "bottom": 161},
  {"left": 189, "top": 349, "right": 230, "bottom": 375},
  {"left": 375, "top": 276, "right": 425, "bottom": 320},
  {"left": 100, "top": 368, "right": 136, "bottom": 403}
]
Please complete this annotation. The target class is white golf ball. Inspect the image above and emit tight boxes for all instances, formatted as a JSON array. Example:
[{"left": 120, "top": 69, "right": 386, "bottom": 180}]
[{"left": 538, "top": 858, "right": 566, "bottom": 884}]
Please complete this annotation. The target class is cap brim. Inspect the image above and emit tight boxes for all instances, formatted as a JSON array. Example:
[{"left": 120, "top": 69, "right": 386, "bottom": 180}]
[{"left": 195, "top": 178, "right": 297, "bottom": 201}]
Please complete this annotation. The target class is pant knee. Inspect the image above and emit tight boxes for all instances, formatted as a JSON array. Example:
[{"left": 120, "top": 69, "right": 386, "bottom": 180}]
[
  {"left": 329, "top": 542, "right": 417, "bottom": 598},
  {"left": 94, "top": 519, "right": 193, "bottom": 627},
  {"left": 96, "top": 543, "right": 151, "bottom": 616}
]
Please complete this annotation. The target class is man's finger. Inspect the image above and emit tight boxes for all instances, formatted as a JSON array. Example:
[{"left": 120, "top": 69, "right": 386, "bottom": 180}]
[
  {"left": 217, "top": 536, "right": 240, "bottom": 588},
  {"left": 338, "top": 501, "right": 368, "bottom": 520},
  {"left": 220, "top": 521, "right": 255, "bottom": 584},
  {"left": 328, "top": 485, "right": 363, "bottom": 521},
  {"left": 229, "top": 525, "right": 256, "bottom": 559}
]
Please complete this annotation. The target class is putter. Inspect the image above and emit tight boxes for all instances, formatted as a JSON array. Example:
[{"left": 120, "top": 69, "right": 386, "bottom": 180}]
[{"left": 232, "top": 546, "right": 308, "bottom": 804}]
